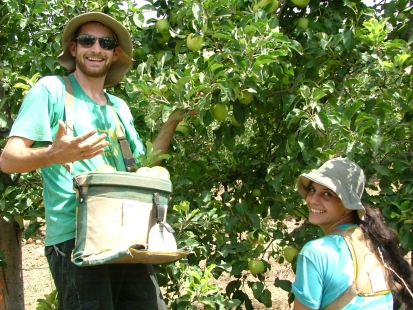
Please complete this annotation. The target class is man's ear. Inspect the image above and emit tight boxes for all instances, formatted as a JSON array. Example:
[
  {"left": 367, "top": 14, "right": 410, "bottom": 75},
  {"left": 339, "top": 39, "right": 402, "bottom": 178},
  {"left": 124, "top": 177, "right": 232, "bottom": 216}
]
[
  {"left": 69, "top": 41, "right": 77, "bottom": 57},
  {"left": 113, "top": 46, "right": 121, "bottom": 61}
]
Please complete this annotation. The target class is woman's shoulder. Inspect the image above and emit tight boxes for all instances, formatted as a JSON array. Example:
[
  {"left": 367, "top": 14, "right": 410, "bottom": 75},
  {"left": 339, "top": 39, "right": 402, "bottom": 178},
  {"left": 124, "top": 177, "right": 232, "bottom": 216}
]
[{"left": 301, "top": 234, "right": 348, "bottom": 257}]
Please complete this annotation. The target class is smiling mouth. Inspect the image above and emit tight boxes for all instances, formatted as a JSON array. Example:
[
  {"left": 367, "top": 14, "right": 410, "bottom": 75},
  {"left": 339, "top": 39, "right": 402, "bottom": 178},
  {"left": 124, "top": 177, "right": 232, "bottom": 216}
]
[
  {"left": 311, "top": 208, "right": 326, "bottom": 214},
  {"left": 86, "top": 57, "right": 104, "bottom": 62}
]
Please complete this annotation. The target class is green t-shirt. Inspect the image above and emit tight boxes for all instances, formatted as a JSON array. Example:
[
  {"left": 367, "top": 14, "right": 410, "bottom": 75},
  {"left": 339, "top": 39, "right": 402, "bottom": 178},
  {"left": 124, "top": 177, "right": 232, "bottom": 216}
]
[{"left": 9, "top": 74, "right": 145, "bottom": 246}]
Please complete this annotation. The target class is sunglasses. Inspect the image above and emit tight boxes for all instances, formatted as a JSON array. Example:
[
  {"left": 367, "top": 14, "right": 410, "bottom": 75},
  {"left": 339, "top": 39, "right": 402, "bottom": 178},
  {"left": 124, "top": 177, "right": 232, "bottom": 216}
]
[{"left": 75, "top": 34, "right": 117, "bottom": 50}]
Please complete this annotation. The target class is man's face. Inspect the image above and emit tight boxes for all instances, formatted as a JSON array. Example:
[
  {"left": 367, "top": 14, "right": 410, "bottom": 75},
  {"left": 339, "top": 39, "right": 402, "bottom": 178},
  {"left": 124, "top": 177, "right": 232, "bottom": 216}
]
[{"left": 70, "top": 22, "right": 119, "bottom": 79}]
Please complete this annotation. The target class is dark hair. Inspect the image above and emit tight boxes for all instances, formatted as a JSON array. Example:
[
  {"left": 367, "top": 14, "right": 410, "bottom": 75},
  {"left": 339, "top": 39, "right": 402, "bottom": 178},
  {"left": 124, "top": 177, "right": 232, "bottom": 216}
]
[{"left": 358, "top": 206, "right": 413, "bottom": 307}]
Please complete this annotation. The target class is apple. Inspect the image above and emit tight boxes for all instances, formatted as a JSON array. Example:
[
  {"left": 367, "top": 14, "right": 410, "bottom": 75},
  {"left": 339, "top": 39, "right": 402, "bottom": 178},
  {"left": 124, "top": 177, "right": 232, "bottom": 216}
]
[
  {"left": 248, "top": 259, "right": 265, "bottom": 275},
  {"left": 206, "top": 163, "right": 220, "bottom": 176},
  {"left": 239, "top": 90, "right": 253, "bottom": 105},
  {"left": 253, "top": 0, "right": 279, "bottom": 13},
  {"left": 157, "top": 33, "right": 171, "bottom": 44},
  {"left": 136, "top": 166, "right": 156, "bottom": 178},
  {"left": 210, "top": 103, "right": 228, "bottom": 122},
  {"left": 186, "top": 34, "right": 205, "bottom": 52},
  {"left": 297, "top": 17, "right": 309, "bottom": 30},
  {"left": 155, "top": 50, "right": 165, "bottom": 61},
  {"left": 175, "top": 121, "right": 191, "bottom": 135},
  {"left": 156, "top": 18, "right": 170, "bottom": 36},
  {"left": 396, "top": 12, "right": 407, "bottom": 21},
  {"left": 151, "top": 166, "right": 171, "bottom": 180},
  {"left": 283, "top": 246, "right": 299, "bottom": 263},
  {"left": 95, "top": 164, "right": 116, "bottom": 172},
  {"left": 252, "top": 189, "right": 261, "bottom": 197},
  {"left": 292, "top": 0, "right": 310, "bottom": 8}
]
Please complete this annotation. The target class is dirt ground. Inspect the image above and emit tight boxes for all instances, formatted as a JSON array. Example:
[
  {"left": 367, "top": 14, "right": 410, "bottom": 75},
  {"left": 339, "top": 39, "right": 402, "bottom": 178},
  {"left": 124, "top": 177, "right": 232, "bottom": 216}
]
[{"left": 22, "top": 229, "right": 295, "bottom": 310}]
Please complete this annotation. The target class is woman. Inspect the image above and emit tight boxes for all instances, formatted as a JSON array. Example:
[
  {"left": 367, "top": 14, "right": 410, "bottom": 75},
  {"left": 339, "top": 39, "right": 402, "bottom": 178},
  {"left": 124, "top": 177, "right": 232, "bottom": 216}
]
[{"left": 292, "top": 157, "right": 413, "bottom": 310}]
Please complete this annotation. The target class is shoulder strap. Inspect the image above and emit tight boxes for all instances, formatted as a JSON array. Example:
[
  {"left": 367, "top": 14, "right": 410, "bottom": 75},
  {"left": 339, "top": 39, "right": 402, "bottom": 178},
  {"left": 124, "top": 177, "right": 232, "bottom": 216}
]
[
  {"left": 60, "top": 76, "right": 74, "bottom": 173},
  {"left": 109, "top": 105, "right": 137, "bottom": 172},
  {"left": 62, "top": 76, "right": 74, "bottom": 138},
  {"left": 323, "top": 227, "right": 391, "bottom": 310}
]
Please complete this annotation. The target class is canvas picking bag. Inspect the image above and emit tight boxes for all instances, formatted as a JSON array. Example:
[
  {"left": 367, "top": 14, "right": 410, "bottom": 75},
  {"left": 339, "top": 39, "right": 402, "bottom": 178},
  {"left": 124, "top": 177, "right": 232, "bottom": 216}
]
[{"left": 72, "top": 171, "right": 187, "bottom": 266}]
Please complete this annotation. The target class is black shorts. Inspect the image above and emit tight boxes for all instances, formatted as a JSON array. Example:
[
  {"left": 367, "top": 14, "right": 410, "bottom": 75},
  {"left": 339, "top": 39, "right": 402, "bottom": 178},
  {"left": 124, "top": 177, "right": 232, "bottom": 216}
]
[{"left": 45, "top": 238, "right": 167, "bottom": 310}]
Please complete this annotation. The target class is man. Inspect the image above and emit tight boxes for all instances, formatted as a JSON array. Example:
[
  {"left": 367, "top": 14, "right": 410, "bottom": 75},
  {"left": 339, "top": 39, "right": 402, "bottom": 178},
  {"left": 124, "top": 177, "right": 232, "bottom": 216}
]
[{"left": 0, "top": 12, "right": 189, "bottom": 309}]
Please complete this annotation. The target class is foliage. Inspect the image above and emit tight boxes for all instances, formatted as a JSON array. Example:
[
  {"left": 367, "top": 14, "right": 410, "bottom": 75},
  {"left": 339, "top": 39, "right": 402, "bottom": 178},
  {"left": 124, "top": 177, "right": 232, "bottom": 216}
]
[
  {"left": 137, "top": 141, "right": 171, "bottom": 167},
  {"left": 36, "top": 289, "right": 59, "bottom": 310},
  {"left": 1, "top": 0, "right": 413, "bottom": 308}
]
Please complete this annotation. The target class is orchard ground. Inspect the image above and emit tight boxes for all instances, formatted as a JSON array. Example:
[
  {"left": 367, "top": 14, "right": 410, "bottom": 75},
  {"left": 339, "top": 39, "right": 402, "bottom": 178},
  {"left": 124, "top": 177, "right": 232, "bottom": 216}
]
[{"left": 22, "top": 222, "right": 296, "bottom": 310}]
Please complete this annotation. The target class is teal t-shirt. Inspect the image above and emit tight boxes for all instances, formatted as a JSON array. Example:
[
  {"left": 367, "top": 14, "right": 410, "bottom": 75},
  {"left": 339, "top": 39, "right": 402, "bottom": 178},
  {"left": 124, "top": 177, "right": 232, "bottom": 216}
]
[
  {"left": 9, "top": 74, "right": 145, "bottom": 246},
  {"left": 292, "top": 224, "right": 393, "bottom": 309}
]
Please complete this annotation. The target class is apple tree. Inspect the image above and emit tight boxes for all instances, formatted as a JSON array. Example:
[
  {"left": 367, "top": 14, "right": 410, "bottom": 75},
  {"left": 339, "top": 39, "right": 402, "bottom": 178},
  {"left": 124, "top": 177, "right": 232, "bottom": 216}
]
[
  {"left": 125, "top": 0, "right": 413, "bottom": 308},
  {"left": 1, "top": 0, "right": 413, "bottom": 308}
]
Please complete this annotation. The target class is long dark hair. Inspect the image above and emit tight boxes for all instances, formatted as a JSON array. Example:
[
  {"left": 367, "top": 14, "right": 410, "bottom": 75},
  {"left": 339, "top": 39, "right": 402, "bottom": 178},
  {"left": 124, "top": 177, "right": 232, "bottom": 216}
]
[{"left": 357, "top": 206, "right": 413, "bottom": 307}]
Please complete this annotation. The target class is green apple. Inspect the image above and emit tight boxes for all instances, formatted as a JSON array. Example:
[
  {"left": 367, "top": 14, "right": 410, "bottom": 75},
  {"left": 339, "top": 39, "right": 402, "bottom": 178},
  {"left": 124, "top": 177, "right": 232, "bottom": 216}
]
[
  {"left": 206, "top": 163, "right": 220, "bottom": 176},
  {"left": 175, "top": 121, "right": 191, "bottom": 135},
  {"left": 155, "top": 50, "right": 165, "bottom": 61},
  {"left": 156, "top": 18, "right": 170, "bottom": 35},
  {"left": 248, "top": 259, "right": 265, "bottom": 275},
  {"left": 136, "top": 166, "right": 156, "bottom": 178},
  {"left": 157, "top": 33, "right": 171, "bottom": 44},
  {"left": 239, "top": 90, "right": 253, "bottom": 105},
  {"left": 186, "top": 34, "right": 205, "bottom": 52},
  {"left": 252, "top": 189, "right": 261, "bottom": 197},
  {"left": 253, "top": 0, "right": 279, "bottom": 13},
  {"left": 292, "top": 0, "right": 310, "bottom": 8},
  {"left": 396, "top": 12, "right": 407, "bottom": 21},
  {"left": 297, "top": 17, "right": 309, "bottom": 30},
  {"left": 151, "top": 166, "right": 171, "bottom": 180},
  {"left": 283, "top": 246, "right": 299, "bottom": 263},
  {"left": 95, "top": 164, "right": 116, "bottom": 172},
  {"left": 210, "top": 103, "right": 228, "bottom": 122}
]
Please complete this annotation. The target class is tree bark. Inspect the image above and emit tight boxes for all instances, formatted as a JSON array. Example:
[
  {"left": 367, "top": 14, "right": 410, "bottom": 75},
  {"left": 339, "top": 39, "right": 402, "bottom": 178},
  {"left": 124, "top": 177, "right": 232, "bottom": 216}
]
[{"left": 0, "top": 219, "right": 24, "bottom": 310}]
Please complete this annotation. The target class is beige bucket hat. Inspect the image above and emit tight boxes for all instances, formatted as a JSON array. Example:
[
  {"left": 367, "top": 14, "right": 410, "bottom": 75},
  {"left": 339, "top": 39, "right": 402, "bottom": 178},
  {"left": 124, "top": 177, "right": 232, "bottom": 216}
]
[
  {"left": 58, "top": 12, "right": 133, "bottom": 88},
  {"left": 297, "top": 157, "right": 366, "bottom": 219}
]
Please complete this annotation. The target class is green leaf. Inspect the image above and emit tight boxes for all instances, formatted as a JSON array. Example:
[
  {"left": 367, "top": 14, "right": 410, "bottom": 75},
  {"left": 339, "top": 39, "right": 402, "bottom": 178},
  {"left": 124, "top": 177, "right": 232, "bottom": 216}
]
[
  {"left": 259, "top": 289, "right": 272, "bottom": 307},
  {"left": 344, "top": 101, "right": 363, "bottom": 121},
  {"left": 250, "top": 281, "right": 264, "bottom": 299},
  {"left": 274, "top": 278, "right": 292, "bottom": 292},
  {"left": 246, "top": 210, "right": 260, "bottom": 228}
]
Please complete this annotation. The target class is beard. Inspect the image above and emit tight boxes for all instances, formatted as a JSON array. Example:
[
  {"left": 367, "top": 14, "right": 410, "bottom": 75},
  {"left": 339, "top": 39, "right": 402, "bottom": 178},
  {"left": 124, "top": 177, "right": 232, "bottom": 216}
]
[{"left": 75, "top": 52, "right": 113, "bottom": 78}]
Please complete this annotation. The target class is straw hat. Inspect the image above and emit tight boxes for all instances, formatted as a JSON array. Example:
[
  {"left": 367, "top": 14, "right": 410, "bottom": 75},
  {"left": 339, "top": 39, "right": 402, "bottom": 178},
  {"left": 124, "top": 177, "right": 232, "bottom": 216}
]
[
  {"left": 296, "top": 157, "right": 366, "bottom": 219},
  {"left": 57, "top": 12, "right": 133, "bottom": 88}
]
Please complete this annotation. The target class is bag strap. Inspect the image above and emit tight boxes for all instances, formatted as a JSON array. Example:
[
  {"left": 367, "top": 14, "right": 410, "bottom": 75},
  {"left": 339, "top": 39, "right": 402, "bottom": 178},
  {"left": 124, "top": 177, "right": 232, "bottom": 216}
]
[
  {"left": 109, "top": 105, "right": 137, "bottom": 172},
  {"left": 62, "top": 76, "right": 136, "bottom": 172},
  {"left": 62, "top": 76, "right": 75, "bottom": 138}
]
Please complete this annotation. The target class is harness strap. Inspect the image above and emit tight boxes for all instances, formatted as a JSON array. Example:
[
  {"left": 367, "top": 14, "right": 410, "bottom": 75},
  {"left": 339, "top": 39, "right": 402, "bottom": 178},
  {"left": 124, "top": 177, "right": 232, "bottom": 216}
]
[{"left": 109, "top": 105, "right": 136, "bottom": 172}]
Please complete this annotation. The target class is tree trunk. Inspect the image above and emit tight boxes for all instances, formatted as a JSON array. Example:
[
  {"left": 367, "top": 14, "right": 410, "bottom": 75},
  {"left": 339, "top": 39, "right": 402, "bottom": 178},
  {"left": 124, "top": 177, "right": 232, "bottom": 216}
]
[{"left": 0, "top": 219, "right": 24, "bottom": 310}]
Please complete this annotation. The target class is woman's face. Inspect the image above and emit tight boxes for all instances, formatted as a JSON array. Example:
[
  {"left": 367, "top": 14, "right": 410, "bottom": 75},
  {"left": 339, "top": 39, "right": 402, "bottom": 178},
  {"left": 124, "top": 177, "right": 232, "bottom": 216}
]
[{"left": 305, "top": 182, "right": 353, "bottom": 233}]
